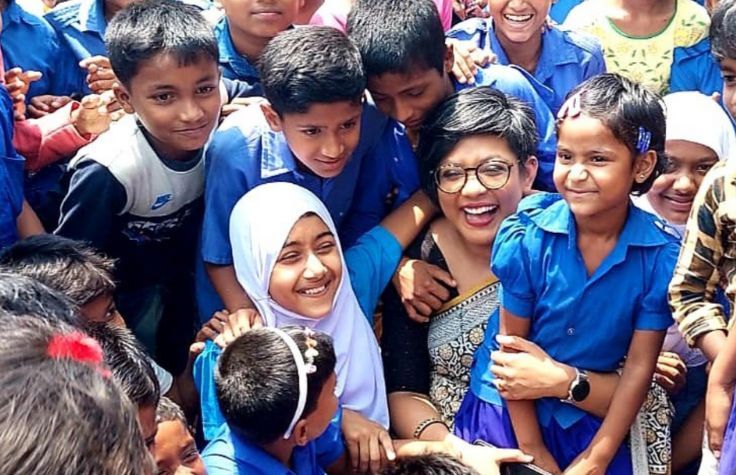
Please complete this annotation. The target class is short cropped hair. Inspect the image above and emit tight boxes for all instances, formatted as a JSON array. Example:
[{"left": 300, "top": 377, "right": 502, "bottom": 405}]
[
  {"left": 711, "top": 0, "right": 736, "bottom": 61},
  {"left": 86, "top": 323, "right": 160, "bottom": 408},
  {"left": 379, "top": 454, "right": 480, "bottom": 475},
  {"left": 216, "top": 326, "right": 337, "bottom": 444},
  {"left": 348, "top": 0, "right": 446, "bottom": 78},
  {"left": 561, "top": 73, "right": 666, "bottom": 195},
  {"left": 156, "top": 396, "right": 186, "bottom": 426},
  {"left": 0, "top": 272, "right": 80, "bottom": 326},
  {"left": 106, "top": 0, "right": 219, "bottom": 86},
  {"left": 417, "top": 87, "right": 538, "bottom": 204},
  {"left": 259, "top": 26, "right": 366, "bottom": 115},
  {"left": 0, "top": 235, "right": 116, "bottom": 306},
  {"left": 0, "top": 315, "right": 153, "bottom": 475}
]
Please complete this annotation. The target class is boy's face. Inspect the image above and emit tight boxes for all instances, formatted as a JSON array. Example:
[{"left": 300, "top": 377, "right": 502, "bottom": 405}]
[
  {"left": 153, "top": 420, "right": 206, "bottom": 475},
  {"left": 300, "top": 372, "right": 339, "bottom": 443},
  {"left": 720, "top": 58, "right": 736, "bottom": 121},
  {"left": 115, "top": 54, "right": 222, "bottom": 160},
  {"left": 220, "top": 0, "right": 299, "bottom": 39},
  {"left": 367, "top": 50, "right": 454, "bottom": 131},
  {"left": 489, "top": 0, "right": 550, "bottom": 45},
  {"left": 80, "top": 293, "right": 126, "bottom": 327},
  {"left": 262, "top": 100, "right": 363, "bottom": 178},
  {"left": 138, "top": 404, "right": 158, "bottom": 452}
]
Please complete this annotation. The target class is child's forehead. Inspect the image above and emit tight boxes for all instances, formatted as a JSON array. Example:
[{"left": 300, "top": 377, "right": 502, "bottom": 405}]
[
  {"left": 134, "top": 52, "right": 219, "bottom": 82},
  {"left": 720, "top": 57, "right": 736, "bottom": 73}
]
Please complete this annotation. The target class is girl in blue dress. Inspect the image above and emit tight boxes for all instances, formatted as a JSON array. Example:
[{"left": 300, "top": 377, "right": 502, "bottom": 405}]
[{"left": 454, "top": 73, "right": 681, "bottom": 474}]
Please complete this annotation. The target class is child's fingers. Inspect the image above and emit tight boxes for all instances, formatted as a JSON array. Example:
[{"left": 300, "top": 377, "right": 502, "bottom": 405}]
[
  {"left": 79, "top": 55, "right": 112, "bottom": 70},
  {"left": 378, "top": 430, "right": 396, "bottom": 461},
  {"left": 404, "top": 303, "right": 430, "bottom": 323},
  {"left": 409, "top": 300, "right": 433, "bottom": 319},
  {"left": 21, "top": 70, "right": 43, "bottom": 83},
  {"left": 491, "top": 448, "right": 534, "bottom": 464},
  {"left": 368, "top": 435, "right": 382, "bottom": 474},
  {"left": 426, "top": 265, "right": 456, "bottom": 288},
  {"left": 347, "top": 438, "right": 361, "bottom": 471},
  {"left": 359, "top": 435, "right": 371, "bottom": 473}
]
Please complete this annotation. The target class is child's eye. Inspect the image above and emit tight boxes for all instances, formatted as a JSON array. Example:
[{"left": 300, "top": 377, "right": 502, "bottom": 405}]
[
  {"left": 182, "top": 448, "right": 200, "bottom": 463},
  {"left": 301, "top": 128, "right": 321, "bottom": 137},
  {"left": 406, "top": 88, "right": 424, "bottom": 97},
  {"left": 279, "top": 251, "right": 301, "bottom": 263},
  {"left": 105, "top": 305, "right": 118, "bottom": 322},
  {"left": 317, "top": 241, "right": 336, "bottom": 254},
  {"left": 556, "top": 152, "right": 572, "bottom": 162},
  {"left": 722, "top": 73, "right": 736, "bottom": 85},
  {"left": 340, "top": 120, "right": 357, "bottom": 131},
  {"left": 696, "top": 163, "right": 716, "bottom": 175},
  {"left": 153, "top": 93, "right": 173, "bottom": 104},
  {"left": 590, "top": 155, "right": 607, "bottom": 163},
  {"left": 196, "top": 85, "right": 216, "bottom": 95}
]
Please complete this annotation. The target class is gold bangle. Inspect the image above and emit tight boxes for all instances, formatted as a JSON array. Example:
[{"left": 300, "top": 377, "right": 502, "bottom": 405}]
[{"left": 413, "top": 418, "right": 447, "bottom": 439}]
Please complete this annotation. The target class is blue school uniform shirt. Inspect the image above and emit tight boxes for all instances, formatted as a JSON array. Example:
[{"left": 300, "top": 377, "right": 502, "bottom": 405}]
[
  {"left": 0, "top": 84, "right": 24, "bottom": 248},
  {"left": 670, "top": 38, "right": 724, "bottom": 97},
  {"left": 194, "top": 225, "right": 402, "bottom": 440},
  {"left": 448, "top": 19, "right": 606, "bottom": 114},
  {"left": 196, "top": 103, "right": 414, "bottom": 322},
  {"left": 469, "top": 192, "right": 679, "bottom": 429},
  {"left": 1, "top": 0, "right": 66, "bottom": 99},
  {"left": 202, "top": 414, "right": 345, "bottom": 475},
  {"left": 214, "top": 17, "right": 263, "bottom": 95},
  {"left": 455, "top": 65, "right": 557, "bottom": 192}
]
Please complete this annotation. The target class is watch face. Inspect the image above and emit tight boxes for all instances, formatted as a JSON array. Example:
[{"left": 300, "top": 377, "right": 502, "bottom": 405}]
[{"left": 571, "top": 379, "right": 590, "bottom": 402}]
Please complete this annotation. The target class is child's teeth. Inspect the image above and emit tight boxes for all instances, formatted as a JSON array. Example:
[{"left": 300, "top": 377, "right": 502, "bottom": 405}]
[
  {"left": 304, "top": 284, "right": 326, "bottom": 295},
  {"left": 464, "top": 205, "right": 496, "bottom": 215},
  {"left": 505, "top": 13, "right": 533, "bottom": 21}
]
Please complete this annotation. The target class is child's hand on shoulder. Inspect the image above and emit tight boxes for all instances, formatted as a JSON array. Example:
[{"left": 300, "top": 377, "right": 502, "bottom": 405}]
[
  {"left": 71, "top": 93, "right": 113, "bottom": 137},
  {"left": 28, "top": 94, "right": 72, "bottom": 118},
  {"left": 563, "top": 449, "right": 608, "bottom": 475},
  {"left": 80, "top": 56, "right": 119, "bottom": 95},
  {"left": 341, "top": 409, "right": 396, "bottom": 474},
  {"left": 392, "top": 259, "right": 456, "bottom": 323},
  {"left": 447, "top": 39, "right": 495, "bottom": 85}
]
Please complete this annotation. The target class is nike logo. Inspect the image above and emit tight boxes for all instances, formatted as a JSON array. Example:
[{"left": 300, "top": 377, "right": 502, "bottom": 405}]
[{"left": 151, "top": 193, "right": 173, "bottom": 211}]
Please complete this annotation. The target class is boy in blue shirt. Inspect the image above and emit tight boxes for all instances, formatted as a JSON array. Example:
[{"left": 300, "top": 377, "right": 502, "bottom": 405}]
[
  {"left": 214, "top": 0, "right": 298, "bottom": 93},
  {"left": 55, "top": 0, "right": 222, "bottom": 374},
  {"left": 199, "top": 25, "right": 415, "bottom": 321},
  {"left": 347, "top": 0, "right": 557, "bottom": 192},
  {"left": 710, "top": 0, "right": 736, "bottom": 125},
  {"left": 446, "top": 0, "right": 605, "bottom": 114}
]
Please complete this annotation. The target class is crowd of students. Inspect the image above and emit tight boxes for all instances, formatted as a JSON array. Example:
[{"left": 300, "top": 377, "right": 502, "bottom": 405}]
[{"left": 2, "top": 0, "right": 736, "bottom": 473}]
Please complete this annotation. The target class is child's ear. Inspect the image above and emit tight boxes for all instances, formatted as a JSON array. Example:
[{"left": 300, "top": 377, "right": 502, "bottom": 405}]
[
  {"left": 443, "top": 42, "right": 455, "bottom": 75},
  {"left": 633, "top": 150, "right": 658, "bottom": 184},
  {"left": 261, "top": 102, "right": 283, "bottom": 132},
  {"left": 292, "top": 420, "right": 310, "bottom": 447},
  {"left": 113, "top": 84, "right": 136, "bottom": 115},
  {"left": 521, "top": 156, "right": 539, "bottom": 193}
]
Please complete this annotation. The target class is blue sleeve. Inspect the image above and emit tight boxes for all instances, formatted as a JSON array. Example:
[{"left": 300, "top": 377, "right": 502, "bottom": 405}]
[
  {"left": 201, "top": 435, "right": 238, "bottom": 475},
  {"left": 446, "top": 18, "right": 488, "bottom": 48},
  {"left": 345, "top": 225, "right": 403, "bottom": 320},
  {"left": 670, "top": 38, "right": 723, "bottom": 96},
  {"left": 490, "top": 211, "right": 537, "bottom": 318},
  {"left": 315, "top": 407, "right": 345, "bottom": 468},
  {"left": 474, "top": 65, "right": 557, "bottom": 192},
  {"left": 339, "top": 119, "right": 419, "bottom": 247},
  {"left": 221, "top": 77, "right": 263, "bottom": 100},
  {"left": 55, "top": 161, "right": 126, "bottom": 250},
  {"left": 201, "top": 125, "right": 255, "bottom": 265},
  {"left": 193, "top": 341, "right": 227, "bottom": 441},
  {"left": 49, "top": 41, "right": 90, "bottom": 97},
  {"left": 636, "top": 242, "right": 679, "bottom": 331},
  {"left": 582, "top": 41, "right": 607, "bottom": 79}
]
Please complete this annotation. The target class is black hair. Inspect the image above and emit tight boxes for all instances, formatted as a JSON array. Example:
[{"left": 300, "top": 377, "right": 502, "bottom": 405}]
[
  {"left": 106, "top": 0, "right": 219, "bottom": 86},
  {"left": 347, "top": 0, "right": 446, "bottom": 78},
  {"left": 416, "top": 87, "right": 538, "bottom": 204},
  {"left": 0, "top": 315, "right": 153, "bottom": 475},
  {"left": 86, "top": 323, "right": 161, "bottom": 408},
  {"left": 711, "top": 0, "right": 736, "bottom": 61},
  {"left": 259, "top": 26, "right": 366, "bottom": 115},
  {"left": 0, "top": 235, "right": 116, "bottom": 307},
  {"left": 379, "top": 454, "right": 480, "bottom": 475},
  {"left": 0, "top": 272, "right": 80, "bottom": 326},
  {"left": 216, "top": 326, "right": 337, "bottom": 444},
  {"left": 560, "top": 73, "right": 666, "bottom": 195},
  {"left": 156, "top": 396, "right": 186, "bottom": 426}
]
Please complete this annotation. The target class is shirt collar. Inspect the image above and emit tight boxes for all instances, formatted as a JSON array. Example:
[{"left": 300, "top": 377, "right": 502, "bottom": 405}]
[
  {"left": 77, "top": 0, "right": 106, "bottom": 34},
  {"left": 530, "top": 193, "right": 674, "bottom": 248},
  {"left": 2, "top": 0, "right": 21, "bottom": 27},
  {"left": 261, "top": 126, "right": 298, "bottom": 179},
  {"left": 216, "top": 18, "right": 260, "bottom": 79},
  {"left": 229, "top": 427, "right": 308, "bottom": 475}
]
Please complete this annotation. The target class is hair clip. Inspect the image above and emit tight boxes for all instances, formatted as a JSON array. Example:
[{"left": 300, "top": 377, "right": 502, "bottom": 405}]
[
  {"left": 47, "top": 332, "right": 111, "bottom": 377},
  {"left": 557, "top": 92, "right": 582, "bottom": 121},
  {"left": 636, "top": 126, "right": 651, "bottom": 154},
  {"left": 303, "top": 328, "right": 319, "bottom": 375}
]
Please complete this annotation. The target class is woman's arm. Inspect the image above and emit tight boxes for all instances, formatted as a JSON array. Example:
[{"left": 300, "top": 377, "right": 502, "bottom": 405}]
[
  {"left": 379, "top": 190, "right": 437, "bottom": 249},
  {"left": 389, "top": 392, "right": 450, "bottom": 440},
  {"left": 501, "top": 308, "right": 561, "bottom": 474},
  {"left": 565, "top": 330, "right": 664, "bottom": 474}
]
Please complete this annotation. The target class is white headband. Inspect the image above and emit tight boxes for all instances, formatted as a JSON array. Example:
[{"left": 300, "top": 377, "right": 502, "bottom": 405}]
[{"left": 268, "top": 327, "right": 309, "bottom": 439}]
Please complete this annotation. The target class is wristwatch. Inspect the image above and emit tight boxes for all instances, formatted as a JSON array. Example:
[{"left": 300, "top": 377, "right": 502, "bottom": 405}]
[{"left": 565, "top": 368, "right": 590, "bottom": 403}]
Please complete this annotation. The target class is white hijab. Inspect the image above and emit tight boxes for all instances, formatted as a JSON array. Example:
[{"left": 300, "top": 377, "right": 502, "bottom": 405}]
[{"left": 229, "top": 182, "right": 389, "bottom": 428}]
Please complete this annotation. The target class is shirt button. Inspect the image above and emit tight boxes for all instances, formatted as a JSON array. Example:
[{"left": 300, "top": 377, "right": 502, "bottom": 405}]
[{"left": 567, "top": 327, "right": 575, "bottom": 336}]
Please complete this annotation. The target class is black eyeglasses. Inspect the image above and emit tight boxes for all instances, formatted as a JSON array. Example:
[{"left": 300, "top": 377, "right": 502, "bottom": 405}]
[{"left": 434, "top": 160, "right": 514, "bottom": 194}]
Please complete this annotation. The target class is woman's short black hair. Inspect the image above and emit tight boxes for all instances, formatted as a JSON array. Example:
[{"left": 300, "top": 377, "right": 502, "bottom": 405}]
[{"left": 416, "top": 86, "right": 538, "bottom": 204}]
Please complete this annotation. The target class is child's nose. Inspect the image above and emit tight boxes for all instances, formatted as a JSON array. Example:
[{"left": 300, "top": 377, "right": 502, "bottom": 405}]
[
  {"left": 303, "top": 252, "right": 327, "bottom": 278},
  {"left": 321, "top": 132, "right": 344, "bottom": 159},
  {"left": 180, "top": 98, "right": 205, "bottom": 123},
  {"left": 568, "top": 163, "right": 589, "bottom": 181}
]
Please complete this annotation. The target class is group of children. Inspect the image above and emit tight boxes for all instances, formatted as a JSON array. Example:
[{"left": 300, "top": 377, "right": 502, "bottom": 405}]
[{"left": 3, "top": 0, "right": 736, "bottom": 473}]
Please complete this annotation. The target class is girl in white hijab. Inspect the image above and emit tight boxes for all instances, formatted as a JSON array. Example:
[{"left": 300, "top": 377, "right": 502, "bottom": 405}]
[{"left": 634, "top": 91, "right": 735, "bottom": 473}]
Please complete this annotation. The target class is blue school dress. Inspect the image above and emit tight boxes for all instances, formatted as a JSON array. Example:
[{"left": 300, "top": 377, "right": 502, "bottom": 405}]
[
  {"left": 202, "top": 416, "right": 345, "bottom": 475},
  {"left": 214, "top": 17, "right": 263, "bottom": 94},
  {"left": 0, "top": 82, "right": 24, "bottom": 249},
  {"left": 454, "top": 193, "right": 679, "bottom": 473},
  {"left": 448, "top": 18, "right": 605, "bottom": 114}
]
